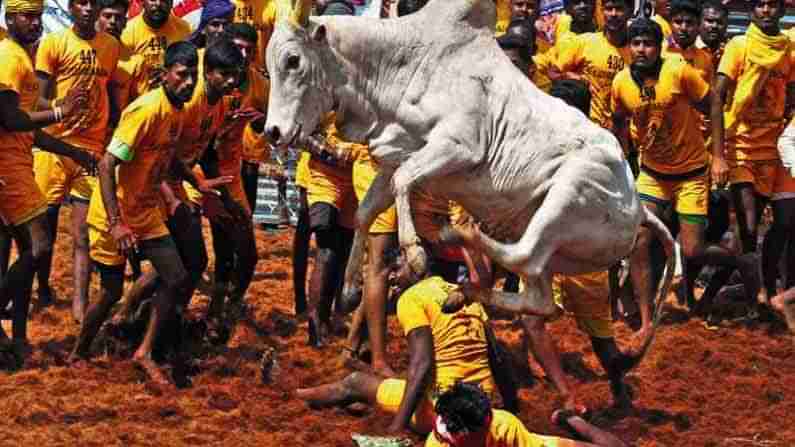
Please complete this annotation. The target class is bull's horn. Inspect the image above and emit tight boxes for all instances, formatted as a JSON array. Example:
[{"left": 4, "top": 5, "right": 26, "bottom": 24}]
[{"left": 289, "top": 0, "right": 313, "bottom": 27}]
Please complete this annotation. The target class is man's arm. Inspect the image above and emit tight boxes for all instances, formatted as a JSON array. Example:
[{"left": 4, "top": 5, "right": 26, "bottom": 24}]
[
  {"left": 389, "top": 326, "right": 434, "bottom": 433},
  {"left": 98, "top": 150, "right": 136, "bottom": 253},
  {"left": 0, "top": 91, "right": 63, "bottom": 131},
  {"left": 710, "top": 74, "right": 732, "bottom": 186},
  {"left": 35, "top": 71, "right": 55, "bottom": 111},
  {"left": 33, "top": 131, "right": 97, "bottom": 173}
]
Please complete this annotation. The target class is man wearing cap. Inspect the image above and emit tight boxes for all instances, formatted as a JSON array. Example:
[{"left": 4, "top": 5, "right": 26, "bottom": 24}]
[{"left": 0, "top": 0, "right": 96, "bottom": 359}]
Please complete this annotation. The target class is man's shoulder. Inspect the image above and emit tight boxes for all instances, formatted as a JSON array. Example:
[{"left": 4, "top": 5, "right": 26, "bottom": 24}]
[{"left": 125, "top": 88, "right": 168, "bottom": 117}]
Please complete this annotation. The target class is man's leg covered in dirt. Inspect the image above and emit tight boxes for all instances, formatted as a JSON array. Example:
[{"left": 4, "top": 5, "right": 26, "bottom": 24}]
[
  {"left": 133, "top": 236, "right": 189, "bottom": 385},
  {"left": 521, "top": 315, "right": 580, "bottom": 413},
  {"left": 296, "top": 370, "right": 382, "bottom": 408},
  {"left": 307, "top": 203, "right": 343, "bottom": 347},
  {"left": 209, "top": 220, "right": 235, "bottom": 321},
  {"left": 70, "top": 198, "right": 92, "bottom": 322},
  {"left": 69, "top": 263, "right": 125, "bottom": 361},
  {"left": 591, "top": 336, "right": 636, "bottom": 409},
  {"left": 762, "top": 198, "right": 795, "bottom": 300},
  {"left": 35, "top": 204, "right": 60, "bottom": 306}
]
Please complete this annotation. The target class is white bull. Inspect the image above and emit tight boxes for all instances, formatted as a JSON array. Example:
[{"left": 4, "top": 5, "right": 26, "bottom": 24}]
[{"left": 264, "top": 0, "right": 674, "bottom": 334}]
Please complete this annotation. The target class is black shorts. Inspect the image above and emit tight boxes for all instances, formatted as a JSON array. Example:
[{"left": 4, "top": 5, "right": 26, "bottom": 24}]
[{"left": 309, "top": 202, "right": 339, "bottom": 233}]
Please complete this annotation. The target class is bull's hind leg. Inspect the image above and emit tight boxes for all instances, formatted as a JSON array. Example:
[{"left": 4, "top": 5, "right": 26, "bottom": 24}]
[{"left": 340, "top": 171, "right": 395, "bottom": 311}]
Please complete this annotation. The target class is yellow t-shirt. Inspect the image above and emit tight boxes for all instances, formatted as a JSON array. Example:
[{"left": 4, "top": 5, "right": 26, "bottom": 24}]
[
  {"left": 662, "top": 41, "right": 715, "bottom": 83},
  {"left": 718, "top": 35, "right": 795, "bottom": 160},
  {"left": 397, "top": 276, "right": 493, "bottom": 399},
  {"left": 114, "top": 46, "right": 148, "bottom": 111},
  {"left": 556, "top": 32, "right": 631, "bottom": 129},
  {"left": 695, "top": 36, "right": 726, "bottom": 73},
  {"left": 424, "top": 409, "right": 575, "bottom": 447},
  {"left": 36, "top": 28, "right": 121, "bottom": 154},
  {"left": 219, "top": 65, "right": 270, "bottom": 170},
  {"left": 494, "top": 0, "right": 512, "bottom": 35},
  {"left": 120, "top": 14, "right": 191, "bottom": 97},
  {"left": 611, "top": 57, "right": 710, "bottom": 174},
  {"left": 0, "top": 38, "right": 40, "bottom": 179},
  {"left": 653, "top": 14, "right": 672, "bottom": 38},
  {"left": 231, "top": 0, "right": 284, "bottom": 71},
  {"left": 87, "top": 87, "right": 184, "bottom": 239},
  {"left": 531, "top": 38, "right": 554, "bottom": 93}
]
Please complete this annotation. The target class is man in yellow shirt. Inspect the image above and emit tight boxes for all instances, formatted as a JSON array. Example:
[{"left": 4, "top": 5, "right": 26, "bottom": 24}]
[
  {"left": 612, "top": 19, "right": 759, "bottom": 333},
  {"left": 652, "top": 0, "right": 671, "bottom": 38},
  {"left": 695, "top": 0, "right": 728, "bottom": 70},
  {"left": 662, "top": 0, "right": 713, "bottom": 82},
  {"left": 555, "top": 0, "right": 632, "bottom": 131},
  {"left": 426, "top": 383, "right": 626, "bottom": 447},
  {"left": 121, "top": 0, "right": 191, "bottom": 99},
  {"left": 0, "top": 0, "right": 96, "bottom": 358},
  {"left": 33, "top": 0, "right": 121, "bottom": 320},
  {"left": 202, "top": 25, "right": 266, "bottom": 329},
  {"left": 296, "top": 266, "right": 517, "bottom": 437},
  {"left": 714, "top": 0, "right": 795, "bottom": 318},
  {"left": 76, "top": 42, "right": 222, "bottom": 383}
]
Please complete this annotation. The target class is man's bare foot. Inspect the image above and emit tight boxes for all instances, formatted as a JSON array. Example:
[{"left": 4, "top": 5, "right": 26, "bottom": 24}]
[
  {"left": 133, "top": 355, "right": 171, "bottom": 386},
  {"left": 295, "top": 382, "right": 350, "bottom": 408},
  {"left": 771, "top": 289, "right": 795, "bottom": 335}
]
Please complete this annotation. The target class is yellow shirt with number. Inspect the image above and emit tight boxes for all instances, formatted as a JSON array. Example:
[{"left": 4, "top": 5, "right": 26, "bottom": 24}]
[
  {"left": 718, "top": 35, "right": 795, "bottom": 161},
  {"left": 425, "top": 409, "right": 575, "bottom": 447},
  {"left": 121, "top": 14, "right": 191, "bottom": 98},
  {"left": 231, "top": 0, "right": 286, "bottom": 71},
  {"left": 611, "top": 57, "right": 710, "bottom": 174},
  {"left": 88, "top": 87, "right": 184, "bottom": 240},
  {"left": 36, "top": 28, "right": 121, "bottom": 154},
  {"left": 397, "top": 276, "right": 493, "bottom": 399},
  {"left": 556, "top": 32, "right": 631, "bottom": 129}
]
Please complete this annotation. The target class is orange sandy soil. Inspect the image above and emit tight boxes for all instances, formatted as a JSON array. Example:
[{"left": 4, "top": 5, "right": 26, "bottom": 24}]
[{"left": 1, "top": 208, "right": 794, "bottom": 446}]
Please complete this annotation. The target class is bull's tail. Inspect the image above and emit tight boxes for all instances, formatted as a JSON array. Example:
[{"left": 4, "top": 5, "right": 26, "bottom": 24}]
[{"left": 630, "top": 207, "right": 676, "bottom": 369}]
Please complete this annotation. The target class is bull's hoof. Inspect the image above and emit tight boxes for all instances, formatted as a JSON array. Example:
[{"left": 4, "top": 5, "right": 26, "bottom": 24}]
[
  {"left": 405, "top": 244, "right": 429, "bottom": 279},
  {"left": 337, "top": 284, "right": 363, "bottom": 315}
]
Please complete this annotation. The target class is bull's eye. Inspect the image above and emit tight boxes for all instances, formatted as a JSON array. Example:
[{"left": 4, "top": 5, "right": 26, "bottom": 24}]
[{"left": 286, "top": 54, "right": 300, "bottom": 71}]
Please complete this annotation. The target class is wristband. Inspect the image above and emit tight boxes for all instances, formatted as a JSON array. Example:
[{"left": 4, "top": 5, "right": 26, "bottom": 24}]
[
  {"left": 108, "top": 215, "right": 122, "bottom": 226},
  {"left": 53, "top": 106, "right": 64, "bottom": 122}
]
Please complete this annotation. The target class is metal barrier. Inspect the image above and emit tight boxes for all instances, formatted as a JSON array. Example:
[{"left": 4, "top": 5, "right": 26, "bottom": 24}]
[{"left": 252, "top": 148, "right": 302, "bottom": 226}]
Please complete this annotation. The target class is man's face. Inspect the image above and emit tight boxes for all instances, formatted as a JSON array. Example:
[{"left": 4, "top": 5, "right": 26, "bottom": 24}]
[
  {"left": 142, "top": 0, "right": 172, "bottom": 27},
  {"left": 566, "top": 0, "right": 594, "bottom": 26},
  {"left": 204, "top": 16, "right": 231, "bottom": 45},
  {"left": 602, "top": 0, "right": 629, "bottom": 33},
  {"left": 96, "top": 5, "right": 127, "bottom": 38},
  {"left": 205, "top": 66, "right": 240, "bottom": 97},
  {"left": 751, "top": 0, "right": 783, "bottom": 35},
  {"left": 163, "top": 62, "right": 197, "bottom": 104},
  {"left": 630, "top": 34, "right": 660, "bottom": 69},
  {"left": 671, "top": 11, "right": 698, "bottom": 48},
  {"left": 233, "top": 37, "right": 256, "bottom": 68},
  {"left": 70, "top": 0, "right": 98, "bottom": 31},
  {"left": 655, "top": 0, "right": 670, "bottom": 19},
  {"left": 6, "top": 12, "right": 43, "bottom": 45},
  {"left": 700, "top": 7, "right": 727, "bottom": 47},
  {"left": 503, "top": 47, "right": 531, "bottom": 76},
  {"left": 511, "top": 0, "right": 538, "bottom": 21}
]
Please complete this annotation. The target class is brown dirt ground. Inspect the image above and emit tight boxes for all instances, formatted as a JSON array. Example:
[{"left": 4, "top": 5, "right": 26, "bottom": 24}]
[{"left": 1, "top": 208, "right": 794, "bottom": 446}]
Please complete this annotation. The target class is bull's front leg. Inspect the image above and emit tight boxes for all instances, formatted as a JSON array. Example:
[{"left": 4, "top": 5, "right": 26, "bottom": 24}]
[
  {"left": 340, "top": 171, "right": 395, "bottom": 312},
  {"left": 390, "top": 136, "right": 483, "bottom": 279}
]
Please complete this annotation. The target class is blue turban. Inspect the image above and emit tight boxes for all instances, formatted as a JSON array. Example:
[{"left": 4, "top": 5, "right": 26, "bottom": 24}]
[{"left": 190, "top": 0, "right": 235, "bottom": 44}]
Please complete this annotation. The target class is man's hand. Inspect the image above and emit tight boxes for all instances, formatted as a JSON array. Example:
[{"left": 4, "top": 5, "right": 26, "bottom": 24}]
[
  {"left": 110, "top": 221, "right": 137, "bottom": 255},
  {"left": 60, "top": 86, "right": 90, "bottom": 118},
  {"left": 197, "top": 175, "right": 234, "bottom": 194},
  {"left": 74, "top": 150, "right": 99, "bottom": 176},
  {"left": 710, "top": 156, "right": 729, "bottom": 187},
  {"left": 218, "top": 107, "right": 265, "bottom": 139}
]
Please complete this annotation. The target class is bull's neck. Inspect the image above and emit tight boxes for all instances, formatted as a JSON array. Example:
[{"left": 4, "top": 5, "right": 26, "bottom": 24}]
[{"left": 319, "top": 16, "right": 417, "bottom": 140}]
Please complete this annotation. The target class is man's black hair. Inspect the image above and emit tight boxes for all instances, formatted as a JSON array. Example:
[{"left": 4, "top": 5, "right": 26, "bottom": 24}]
[
  {"left": 497, "top": 32, "right": 532, "bottom": 52},
  {"left": 434, "top": 383, "right": 492, "bottom": 435},
  {"left": 628, "top": 17, "right": 663, "bottom": 48},
  {"left": 506, "top": 17, "right": 536, "bottom": 47},
  {"left": 669, "top": 0, "right": 700, "bottom": 19},
  {"left": 602, "top": 0, "right": 632, "bottom": 9},
  {"left": 164, "top": 41, "right": 199, "bottom": 68},
  {"left": 700, "top": 0, "right": 727, "bottom": 18},
  {"left": 226, "top": 22, "right": 258, "bottom": 45},
  {"left": 96, "top": 0, "right": 129, "bottom": 11},
  {"left": 564, "top": 0, "right": 595, "bottom": 10},
  {"left": 397, "top": 0, "right": 428, "bottom": 17},
  {"left": 750, "top": 0, "right": 785, "bottom": 11},
  {"left": 205, "top": 36, "right": 244, "bottom": 72},
  {"left": 550, "top": 79, "right": 591, "bottom": 115}
]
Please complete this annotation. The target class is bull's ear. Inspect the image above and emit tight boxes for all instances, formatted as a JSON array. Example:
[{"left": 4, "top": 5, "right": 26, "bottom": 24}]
[{"left": 312, "top": 24, "right": 327, "bottom": 44}]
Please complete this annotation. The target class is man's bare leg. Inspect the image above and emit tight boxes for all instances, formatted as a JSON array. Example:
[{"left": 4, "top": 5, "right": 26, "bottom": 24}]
[
  {"left": 521, "top": 315, "right": 582, "bottom": 413},
  {"left": 363, "top": 233, "right": 398, "bottom": 376},
  {"left": 762, "top": 198, "right": 795, "bottom": 299},
  {"left": 70, "top": 199, "right": 91, "bottom": 322},
  {"left": 35, "top": 204, "right": 60, "bottom": 306},
  {"left": 306, "top": 204, "right": 343, "bottom": 347},
  {"left": 292, "top": 188, "right": 310, "bottom": 315},
  {"left": 629, "top": 202, "right": 662, "bottom": 346},
  {"left": 69, "top": 263, "right": 125, "bottom": 362},
  {"left": 591, "top": 336, "right": 637, "bottom": 409},
  {"left": 295, "top": 371, "right": 382, "bottom": 408}
]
